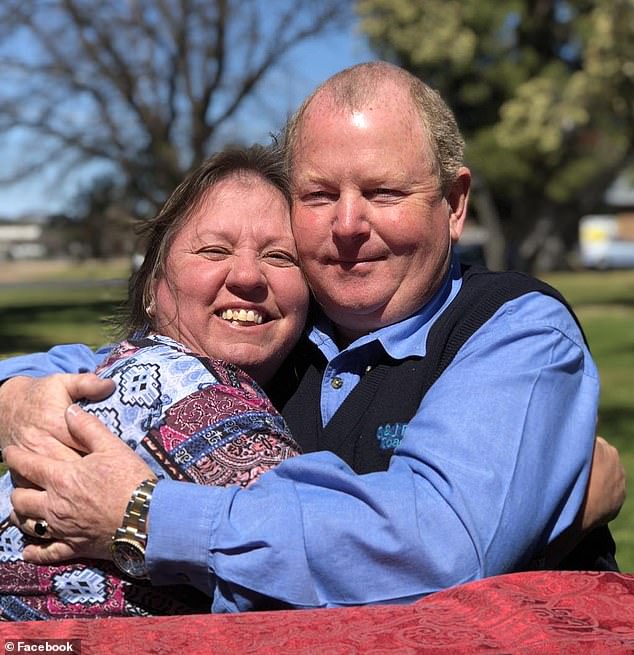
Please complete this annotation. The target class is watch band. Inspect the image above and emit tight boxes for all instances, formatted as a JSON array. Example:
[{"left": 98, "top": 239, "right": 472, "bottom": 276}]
[
  {"left": 111, "top": 478, "right": 157, "bottom": 579},
  {"left": 114, "top": 478, "right": 157, "bottom": 545}
]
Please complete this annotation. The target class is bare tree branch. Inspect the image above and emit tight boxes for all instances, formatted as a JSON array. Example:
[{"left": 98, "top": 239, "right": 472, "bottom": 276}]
[{"left": 0, "top": 0, "right": 354, "bottom": 216}]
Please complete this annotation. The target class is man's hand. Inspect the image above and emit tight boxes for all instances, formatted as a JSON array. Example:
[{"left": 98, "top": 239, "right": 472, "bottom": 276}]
[
  {"left": 0, "top": 374, "right": 114, "bottom": 461},
  {"left": 582, "top": 435, "right": 626, "bottom": 531},
  {"left": 5, "top": 404, "right": 154, "bottom": 563}
]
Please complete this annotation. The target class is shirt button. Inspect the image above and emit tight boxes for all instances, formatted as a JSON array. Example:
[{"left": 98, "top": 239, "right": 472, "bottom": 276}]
[{"left": 331, "top": 377, "right": 343, "bottom": 389}]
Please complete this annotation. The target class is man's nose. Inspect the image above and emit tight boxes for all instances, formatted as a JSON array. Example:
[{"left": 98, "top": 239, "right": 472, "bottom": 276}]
[{"left": 332, "top": 193, "right": 370, "bottom": 241}]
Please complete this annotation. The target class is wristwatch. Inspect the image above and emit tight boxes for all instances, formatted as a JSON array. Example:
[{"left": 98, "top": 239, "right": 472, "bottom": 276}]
[{"left": 111, "top": 478, "right": 157, "bottom": 580}]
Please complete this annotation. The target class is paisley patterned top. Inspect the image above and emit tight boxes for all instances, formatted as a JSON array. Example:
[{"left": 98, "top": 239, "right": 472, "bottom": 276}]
[{"left": 0, "top": 334, "right": 300, "bottom": 620}]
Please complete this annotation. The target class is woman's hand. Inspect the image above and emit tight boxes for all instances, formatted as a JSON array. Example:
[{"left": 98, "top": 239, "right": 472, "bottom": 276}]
[
  {"left": 582, "top": 435, "right": 626, "bottom": 531},
  {"left": 5, "top": 404, "right": 154, "bottom": 563},
  {"left": 540, "top": 435, "right": 625, "bottom": 568},
  {"left": 0, "top": 373, "right": 114, "bottom": 461}
]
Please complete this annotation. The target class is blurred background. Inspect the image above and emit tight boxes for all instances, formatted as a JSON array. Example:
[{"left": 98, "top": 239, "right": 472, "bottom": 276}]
[{"left": 0, "top": 0, "right": 633, "bottom": 568}]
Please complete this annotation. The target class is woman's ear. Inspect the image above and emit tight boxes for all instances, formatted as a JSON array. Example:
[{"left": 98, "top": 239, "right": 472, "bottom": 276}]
[{"left": 146, "top": 277, "right": 159, "bottom": 318}]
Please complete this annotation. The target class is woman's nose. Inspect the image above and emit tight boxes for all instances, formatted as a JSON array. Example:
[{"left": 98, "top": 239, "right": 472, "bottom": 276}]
[{"left": 225, "top": 252, "right": 267, "bottom": 293}]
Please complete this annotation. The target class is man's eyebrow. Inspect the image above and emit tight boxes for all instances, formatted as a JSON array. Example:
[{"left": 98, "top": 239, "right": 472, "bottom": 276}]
[{"left": 293, "top": 173, "right": 332, "bottom": 186}]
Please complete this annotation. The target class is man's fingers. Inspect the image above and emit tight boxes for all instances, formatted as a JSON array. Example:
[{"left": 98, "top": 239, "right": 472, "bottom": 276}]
[
  {"left": 4, "top": 445, "right": 59, "bottom": 493},
  {"left": 9, "top": 470, "right": 40, "bottom": 490},
  {"left": 10, "top": 486, "right": 48, "bottom": 520},
  {"left": 65, "top": 404, "right": 123, "bottom": 453},
  {"left": 71, "top": 373, "right": 115, "bottom": 402},
  {"left": 0, "top": 374, "right": 104, "bottom": 457},
  {"left": 13, "top": 516, "right": 54, "bottom": 540},
  {"left": 23, "top": 541, "right": 78, "bottom": 564}
]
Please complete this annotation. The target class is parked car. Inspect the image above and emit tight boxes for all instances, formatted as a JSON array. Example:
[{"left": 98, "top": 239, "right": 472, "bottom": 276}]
[{"left": 579, "top": 213, "right": 634, "bottom": 269}]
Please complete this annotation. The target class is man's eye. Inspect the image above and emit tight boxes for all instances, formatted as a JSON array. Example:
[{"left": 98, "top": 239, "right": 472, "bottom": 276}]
[
  {"left": 301, "top": 190, "right": 338, "bottom": 204},
  {"left": 366, "top": 188, "right": 403, "bottom": 199}
]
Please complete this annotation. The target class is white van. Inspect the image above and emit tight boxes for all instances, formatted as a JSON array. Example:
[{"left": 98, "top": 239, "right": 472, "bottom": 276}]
[{"left": 579, "top": 213, "right": 634, "bottom": 269}]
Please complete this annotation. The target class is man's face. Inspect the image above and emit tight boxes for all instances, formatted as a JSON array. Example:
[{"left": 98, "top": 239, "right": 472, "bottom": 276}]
[{"left": 291, "top": 87, "right": 468, "bottom": 344}]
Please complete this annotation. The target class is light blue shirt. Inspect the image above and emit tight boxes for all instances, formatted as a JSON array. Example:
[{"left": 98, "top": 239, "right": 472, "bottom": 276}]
[{"left": 0, "top": 256, "right": 600, "bottom": 611}]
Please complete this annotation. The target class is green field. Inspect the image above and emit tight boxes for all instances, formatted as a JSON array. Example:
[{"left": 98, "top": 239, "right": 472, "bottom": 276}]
[
  {"left": 0, "top": 261, "right": 632, "bottom": 569},
  {"left": 544, "top": 269, "right": 634, "bottom": 570}
]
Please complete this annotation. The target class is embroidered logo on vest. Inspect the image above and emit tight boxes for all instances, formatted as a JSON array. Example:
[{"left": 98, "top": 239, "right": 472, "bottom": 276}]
[{"left": 376, "top": 423, "right": 407, "bottom": 450}]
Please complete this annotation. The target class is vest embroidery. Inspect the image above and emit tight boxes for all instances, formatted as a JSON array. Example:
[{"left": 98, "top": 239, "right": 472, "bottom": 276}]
[{"left": 376, "top": 423, "right": 407, "bottom": 450}]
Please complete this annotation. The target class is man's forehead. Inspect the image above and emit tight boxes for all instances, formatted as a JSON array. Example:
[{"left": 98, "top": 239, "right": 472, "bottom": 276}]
[{"left": 292, "top": 99, "right": 425, "bottom": 162}]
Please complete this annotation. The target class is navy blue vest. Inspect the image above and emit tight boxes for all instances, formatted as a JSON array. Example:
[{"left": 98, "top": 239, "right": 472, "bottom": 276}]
[{"left": 273, "top": 265, "right": 617, "bottom": 571}]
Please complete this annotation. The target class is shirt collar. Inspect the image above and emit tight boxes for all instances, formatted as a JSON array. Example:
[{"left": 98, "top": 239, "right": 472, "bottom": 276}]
[{"left": 309, "top": 253, "right": 464, "bottom": 360}]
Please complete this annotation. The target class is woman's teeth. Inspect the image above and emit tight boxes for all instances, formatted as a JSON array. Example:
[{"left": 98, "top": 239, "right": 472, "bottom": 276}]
[{"left": 220, "top": 309, "right": 264, "bottom": 324}]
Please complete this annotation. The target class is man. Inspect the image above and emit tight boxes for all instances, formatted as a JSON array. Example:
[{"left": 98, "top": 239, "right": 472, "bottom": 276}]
[{"left": 1, "top": 62, "right": 624, "bottom": 611}]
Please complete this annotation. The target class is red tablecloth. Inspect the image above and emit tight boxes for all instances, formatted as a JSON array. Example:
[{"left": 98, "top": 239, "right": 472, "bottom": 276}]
[{"left": 2, "top": 571, "right": 634, "bottom": 653}]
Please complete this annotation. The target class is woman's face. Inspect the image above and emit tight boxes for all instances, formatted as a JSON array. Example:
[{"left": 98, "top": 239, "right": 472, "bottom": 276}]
[{"left": 153, "top": 174, "right": 309, "bottom": 385}]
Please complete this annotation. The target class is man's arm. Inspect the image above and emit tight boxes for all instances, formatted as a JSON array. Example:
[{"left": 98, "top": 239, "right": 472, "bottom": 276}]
[
  {"left": 7, "top": 293, "right": 620, "bottom": 611},
  {"left": 147, "top": 292, "right": 609, "bottom": 607}
]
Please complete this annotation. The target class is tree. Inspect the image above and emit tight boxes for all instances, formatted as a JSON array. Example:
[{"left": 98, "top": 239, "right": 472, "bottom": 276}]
[
  {"left": 70, "top": 175, "right": 138, "bottom": 259},
  {"left": 0, "top": 0, "right": 352, "bottom": 220},
  {"left": 357, "top": 0, "right": 634, "bottom": 270}
]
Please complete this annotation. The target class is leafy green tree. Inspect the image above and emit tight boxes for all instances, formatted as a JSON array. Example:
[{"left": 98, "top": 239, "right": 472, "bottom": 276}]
[{"left": 358, "top": 0, "right": 634, "bottom": 270}]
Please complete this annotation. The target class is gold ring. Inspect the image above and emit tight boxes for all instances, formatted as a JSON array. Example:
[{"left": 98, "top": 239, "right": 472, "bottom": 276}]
[{"left": 33, "top": 519, "right": 49, "bottom": 538}]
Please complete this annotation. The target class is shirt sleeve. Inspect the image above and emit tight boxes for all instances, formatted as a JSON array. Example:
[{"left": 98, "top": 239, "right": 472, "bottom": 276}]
[
  {"left": 0, "top": 343, "right": 110, "bottom": 381},
  {"left": 145, "top": 292, "right": 600, "bottom": 611}
]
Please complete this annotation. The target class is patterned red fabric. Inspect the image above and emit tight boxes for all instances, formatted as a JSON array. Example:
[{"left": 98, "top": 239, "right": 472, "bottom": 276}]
[{"left": 2, "top": 572, "right": 634, "bottom": 653}]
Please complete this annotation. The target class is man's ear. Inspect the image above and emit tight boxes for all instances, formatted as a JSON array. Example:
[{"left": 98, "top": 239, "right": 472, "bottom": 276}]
[{"left": 447, "top": 166, "right": 471, "bottom": 243}]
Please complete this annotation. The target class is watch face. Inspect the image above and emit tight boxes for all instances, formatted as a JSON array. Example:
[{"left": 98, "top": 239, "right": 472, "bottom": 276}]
[{"left": 112, "top": 539, "right": 148, "bottom": 579}]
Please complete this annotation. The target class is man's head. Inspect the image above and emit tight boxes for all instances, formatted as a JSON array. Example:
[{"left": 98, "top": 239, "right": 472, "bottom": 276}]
[{"left": 285, "top": 61, "right": 471, "bottom": 344}]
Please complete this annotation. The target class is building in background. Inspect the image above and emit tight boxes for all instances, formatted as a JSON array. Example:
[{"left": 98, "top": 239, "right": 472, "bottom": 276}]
[{"left": 0, "top": 220, "right": 45, "bottom": 261}]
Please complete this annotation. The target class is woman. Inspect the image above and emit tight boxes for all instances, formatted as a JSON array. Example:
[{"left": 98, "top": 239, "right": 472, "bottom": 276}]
[{"left": 0, "top": 144, "right": 309, "bottom": 619}]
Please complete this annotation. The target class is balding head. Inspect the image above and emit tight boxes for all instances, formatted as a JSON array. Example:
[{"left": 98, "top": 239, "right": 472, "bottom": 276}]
[{"left": 284, "top": 61, "right": 465, "bottom": 196}]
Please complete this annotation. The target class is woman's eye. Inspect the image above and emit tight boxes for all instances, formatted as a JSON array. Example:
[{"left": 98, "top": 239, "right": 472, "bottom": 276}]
[
  {"left": 264, "top": 251, "right": 298, "bottom": 267},
  {"left": 196, "top": 247, "right": 230, "bottom": 259}
]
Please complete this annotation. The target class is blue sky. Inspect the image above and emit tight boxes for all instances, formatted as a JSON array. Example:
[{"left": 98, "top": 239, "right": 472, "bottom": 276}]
[{"left": 1, "top": 25, "right": 375, "bottom": 220}]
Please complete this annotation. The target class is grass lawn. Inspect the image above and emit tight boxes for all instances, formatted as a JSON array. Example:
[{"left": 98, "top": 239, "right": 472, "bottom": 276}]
[
  {"left": 544, "top": 269, "right": 634, "bottom": 570},
  {"left": 0, "top": 260, "right": 632, "bottom": 569},
  {"left": 0, "top": 258, "right": 128, "bottom": 353}
]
